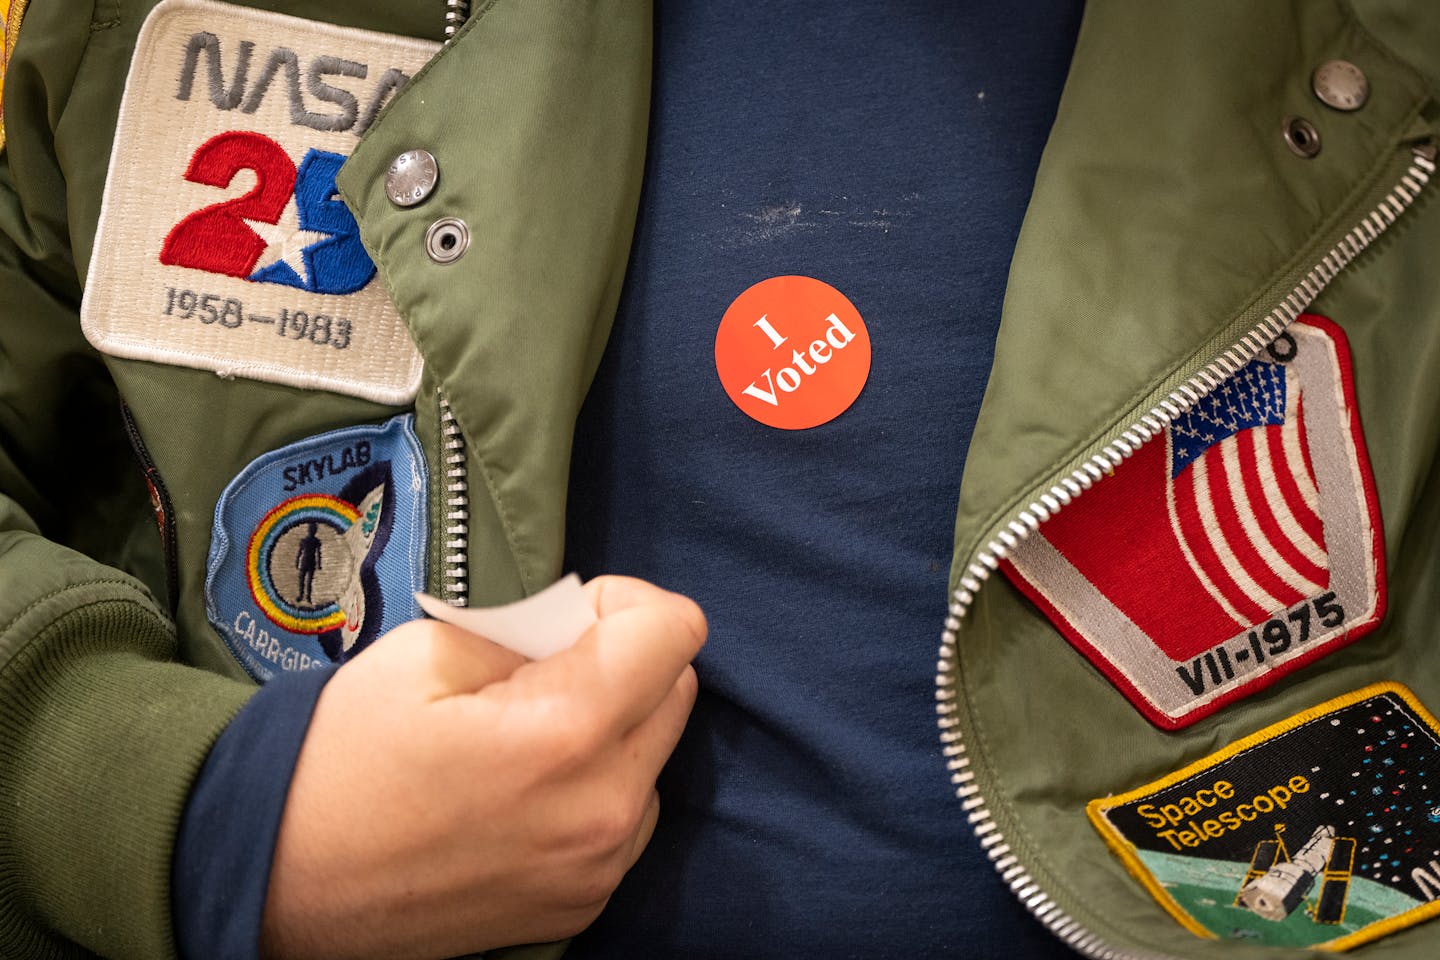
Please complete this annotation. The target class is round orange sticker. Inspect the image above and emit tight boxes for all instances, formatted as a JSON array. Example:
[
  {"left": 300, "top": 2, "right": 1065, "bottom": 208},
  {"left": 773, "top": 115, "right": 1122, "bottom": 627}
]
[{"left": 714, "top": 276, "right": 872, "bottom": 430}]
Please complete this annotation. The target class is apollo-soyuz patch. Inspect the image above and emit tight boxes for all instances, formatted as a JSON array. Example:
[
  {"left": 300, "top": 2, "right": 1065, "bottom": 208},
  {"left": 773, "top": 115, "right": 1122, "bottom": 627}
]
[
  {"left": 1003, "top": 315, "right": 1384, "bottom": 730},
  {"left": 207, "top": 416, "right": 427, "bottom": 681},
  {"left": 81, "top": 0, "right": 438, "bottom": 404},
  {"left": 1089, "top": 683, "right": 1440, "bottom": 950}
]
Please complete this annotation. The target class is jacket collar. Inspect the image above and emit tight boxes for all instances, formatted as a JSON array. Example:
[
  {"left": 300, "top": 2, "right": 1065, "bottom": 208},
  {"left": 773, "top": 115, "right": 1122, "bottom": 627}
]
[
  {"left": 949, "top": 0, "right": 1435, "bottom": 584},
  {"left": 340, "top": 0, "right": 652, "bottom": 597}
]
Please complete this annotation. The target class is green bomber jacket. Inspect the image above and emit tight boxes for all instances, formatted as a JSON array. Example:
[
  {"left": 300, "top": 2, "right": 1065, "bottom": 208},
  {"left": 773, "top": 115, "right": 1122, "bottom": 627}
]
[{"left": 0, "top": 1, "right": 1438, "bottom": 958}]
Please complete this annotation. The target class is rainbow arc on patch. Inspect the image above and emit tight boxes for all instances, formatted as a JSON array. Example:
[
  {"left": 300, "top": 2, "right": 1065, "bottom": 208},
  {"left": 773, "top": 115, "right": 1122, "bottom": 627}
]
[{"left": 247, "top": 494, "right": 358, "bottom": 633}]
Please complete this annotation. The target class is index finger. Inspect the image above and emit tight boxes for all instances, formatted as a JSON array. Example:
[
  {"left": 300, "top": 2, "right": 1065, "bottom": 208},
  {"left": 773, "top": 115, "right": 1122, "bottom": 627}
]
[{"left": 518, "top": 577, "right": 706, "bottom": 734}]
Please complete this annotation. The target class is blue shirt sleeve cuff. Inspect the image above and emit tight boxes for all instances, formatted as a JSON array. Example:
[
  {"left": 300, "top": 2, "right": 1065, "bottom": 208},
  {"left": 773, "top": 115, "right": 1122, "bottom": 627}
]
[{"left": 172, "top": 665, "right": 338, "bottom": 960}]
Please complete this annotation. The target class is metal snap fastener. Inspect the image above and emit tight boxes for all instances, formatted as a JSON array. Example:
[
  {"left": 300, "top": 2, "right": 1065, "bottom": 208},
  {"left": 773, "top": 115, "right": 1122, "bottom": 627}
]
[
  {"left": 1312, "top": 59, "right": 1369, "bottom": 112},
  {"left": 386, "top": 149, "right": 439, "bottom": 207},
  {"left": 425, "top": 217, "right": 470, "bottom": 264},
  {"left": 1283, "top": 115, "right": 1322, "bottom": 158}
]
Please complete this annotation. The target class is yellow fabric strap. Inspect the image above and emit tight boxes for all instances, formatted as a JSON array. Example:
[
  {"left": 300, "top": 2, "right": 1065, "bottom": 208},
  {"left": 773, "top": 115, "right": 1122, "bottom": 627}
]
[{"left": 1, "top": 0, "right": 31, "bottom": 152}]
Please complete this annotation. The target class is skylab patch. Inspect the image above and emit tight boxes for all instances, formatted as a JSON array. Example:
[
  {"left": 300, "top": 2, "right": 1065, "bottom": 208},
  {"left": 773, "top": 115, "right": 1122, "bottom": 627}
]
[
  {"left": 206, "top": 416, "right": 427, "bottom": 681},
  {"left": 1089, "top": 683, "right": 1440, "bottom": 950},
  {"left": 81, "top": 0, "right": 438, "bottom": 404},
  {"left": 1003, "top": 316, "right": 1384, "bottom": 729}
]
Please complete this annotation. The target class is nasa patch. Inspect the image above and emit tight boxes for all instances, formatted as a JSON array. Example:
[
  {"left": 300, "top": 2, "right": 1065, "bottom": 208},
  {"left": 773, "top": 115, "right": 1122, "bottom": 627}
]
[
  {"left": 206, "top": 415, "right": 427, "bottom": 681},
  {"left": 81, "top": 0, "right": 438, "bottom": 404},
  {"left": 1003, "top": 315, "right": 1385, "bottom": 729},
  {"left": 1089, "top": 683, "right": 1440, "bottom": 951}
]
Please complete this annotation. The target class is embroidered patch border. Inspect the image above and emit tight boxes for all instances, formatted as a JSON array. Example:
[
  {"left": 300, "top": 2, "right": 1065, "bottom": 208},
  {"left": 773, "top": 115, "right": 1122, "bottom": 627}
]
[
  {"left": 1089, "top": 682, "right": 1440, "bottom": 951},
  {"left": 1003, "top": 316, "right": 1385, "bottom": 729},
  {"left": 81, "top": 0, "right": 438, "bottom": 403}
]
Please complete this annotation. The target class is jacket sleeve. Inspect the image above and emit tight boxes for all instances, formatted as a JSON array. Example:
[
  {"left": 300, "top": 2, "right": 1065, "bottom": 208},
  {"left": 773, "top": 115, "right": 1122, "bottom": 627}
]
[{"left": 0, "top": 130, "right": 256, "bottom": 960}]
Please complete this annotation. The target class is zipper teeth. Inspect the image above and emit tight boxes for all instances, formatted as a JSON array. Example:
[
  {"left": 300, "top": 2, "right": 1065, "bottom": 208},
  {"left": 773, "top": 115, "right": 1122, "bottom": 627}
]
[
  {"left": 439, "top": 392, "right": 470, "bottom": 606},
  {"left": 444, "top": 0, "right": 470, "bottom": 41},
  {"left": 439, "top": 2, "right": 468, "bottom": 603},
  {"left": 934, "top": 146, "right": 1435, "bottom": 960}
]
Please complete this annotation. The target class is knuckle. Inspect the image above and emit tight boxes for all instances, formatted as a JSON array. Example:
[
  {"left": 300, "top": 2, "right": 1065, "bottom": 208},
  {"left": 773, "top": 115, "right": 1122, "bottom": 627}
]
[
  {"left": 520, "top": 719, "right": 576, "bottom": 768},
  {"left": 521, "top": 706, "right": 605, "bottom": 772},
  {"left": 561, "top": 783, "right": 646, "bottom": 858},
  {"left": 421, "top": 622, "right": 465, "bottom": 659},
  {"left": 553, "top": 708, "right": 609, "bottom": 761},
  {"left": 392, "top": 620, "right": 465, "bottom": 675},
  {"left": 585, "top": 796, "right": 642, "bottom": 854}
]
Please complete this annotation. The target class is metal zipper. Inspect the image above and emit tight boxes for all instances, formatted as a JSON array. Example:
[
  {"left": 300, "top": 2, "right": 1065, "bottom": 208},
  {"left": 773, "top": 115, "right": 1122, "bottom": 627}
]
[
  {"left": 934, "top": 144, "right": 1436, "bottom": 960},
  {"left": 444, "top": 0, "right": 469, "bottom": 41},
  {"left": 439, "top": 392, "right": 470, "bottom": 606},
  {"left": 435, "top": 2, "right": 470, "bottom": 605}
]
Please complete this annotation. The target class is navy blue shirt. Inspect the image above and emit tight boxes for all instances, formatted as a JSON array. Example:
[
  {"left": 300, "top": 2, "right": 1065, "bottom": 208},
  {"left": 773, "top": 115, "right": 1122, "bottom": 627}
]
[
  {"left": 173, "top": 666, "right": 336, "bottom": 960},
  {"left": 174, "top": 3, "right": 1085, "bottom": 957},
  {"left": 566, "top": 2, "right": 1085, "bottom": 958}
]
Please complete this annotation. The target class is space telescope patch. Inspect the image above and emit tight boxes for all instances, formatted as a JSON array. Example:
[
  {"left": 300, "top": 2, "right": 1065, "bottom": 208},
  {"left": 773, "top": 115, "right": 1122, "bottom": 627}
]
[
  {"left": 1002, "top": 315, "right": 1385, "bottom": 729},
  {"left": 206, "top": 416, "right": 427, "bottom": 682},
  {"left": 1088, "top": 683, "right": 1440, "bottom": 950}
]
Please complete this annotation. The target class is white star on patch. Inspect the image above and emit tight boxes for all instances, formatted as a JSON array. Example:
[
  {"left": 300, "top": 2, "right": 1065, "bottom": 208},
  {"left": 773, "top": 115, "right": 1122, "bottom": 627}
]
[{"left": 248, "top": 198, "right": 327, "bottom": 286}]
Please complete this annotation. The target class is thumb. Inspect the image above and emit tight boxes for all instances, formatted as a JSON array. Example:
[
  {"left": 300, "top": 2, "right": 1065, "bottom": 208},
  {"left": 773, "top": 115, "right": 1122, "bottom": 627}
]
[
  {"left": 506, "top": 577, "right": 705, "bottom": 734},
  {"left": 361, "top": 618, "right": 529, "bottom": 700}
]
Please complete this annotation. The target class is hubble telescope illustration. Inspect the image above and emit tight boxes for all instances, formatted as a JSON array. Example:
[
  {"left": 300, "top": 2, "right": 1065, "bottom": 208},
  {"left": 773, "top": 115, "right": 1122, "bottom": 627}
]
[{"left": 1235, "top": 824, "right": 1356, "bottom": 924}]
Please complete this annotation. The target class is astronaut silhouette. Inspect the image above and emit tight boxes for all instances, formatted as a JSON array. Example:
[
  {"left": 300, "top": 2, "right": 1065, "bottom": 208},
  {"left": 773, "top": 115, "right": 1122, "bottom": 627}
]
[{"left": 294, "top": 521, "right": 323, "bottom": 605}]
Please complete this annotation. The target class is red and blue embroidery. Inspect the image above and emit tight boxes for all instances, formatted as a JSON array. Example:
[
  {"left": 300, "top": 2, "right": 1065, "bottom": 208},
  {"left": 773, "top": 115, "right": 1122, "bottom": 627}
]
[
  {"left": 1003, "top": 316, "right": 1385, "bottom": 729},
  {"left": 160, "top": 132, "right": 375, "bottom": 294}
]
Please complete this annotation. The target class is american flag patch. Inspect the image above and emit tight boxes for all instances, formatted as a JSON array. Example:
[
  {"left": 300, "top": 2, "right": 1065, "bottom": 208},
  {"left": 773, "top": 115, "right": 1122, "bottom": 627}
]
[{"left": 1003, "top": 315, "right": 1385, "bottom": 729}]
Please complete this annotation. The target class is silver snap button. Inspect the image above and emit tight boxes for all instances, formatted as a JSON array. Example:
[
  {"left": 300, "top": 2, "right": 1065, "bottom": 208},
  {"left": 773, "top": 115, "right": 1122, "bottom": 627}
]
[
  {"left": 1312, "top": 59, "right": 1369, "bottom": 112},
  {"left": 425, "top": 217, "right": 470, "bottom": 264},
  {"left": 385, "top": 149, "right": 439, "bottom": 207},
  {"left": 1283, "top": 115, "right": 1322, "bottom": 158}
]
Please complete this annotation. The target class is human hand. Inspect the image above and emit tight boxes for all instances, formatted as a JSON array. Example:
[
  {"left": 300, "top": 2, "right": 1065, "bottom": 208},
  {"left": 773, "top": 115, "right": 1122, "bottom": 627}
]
[{"left": 259, "top": 576, "right": 706, "bottom": 960}]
